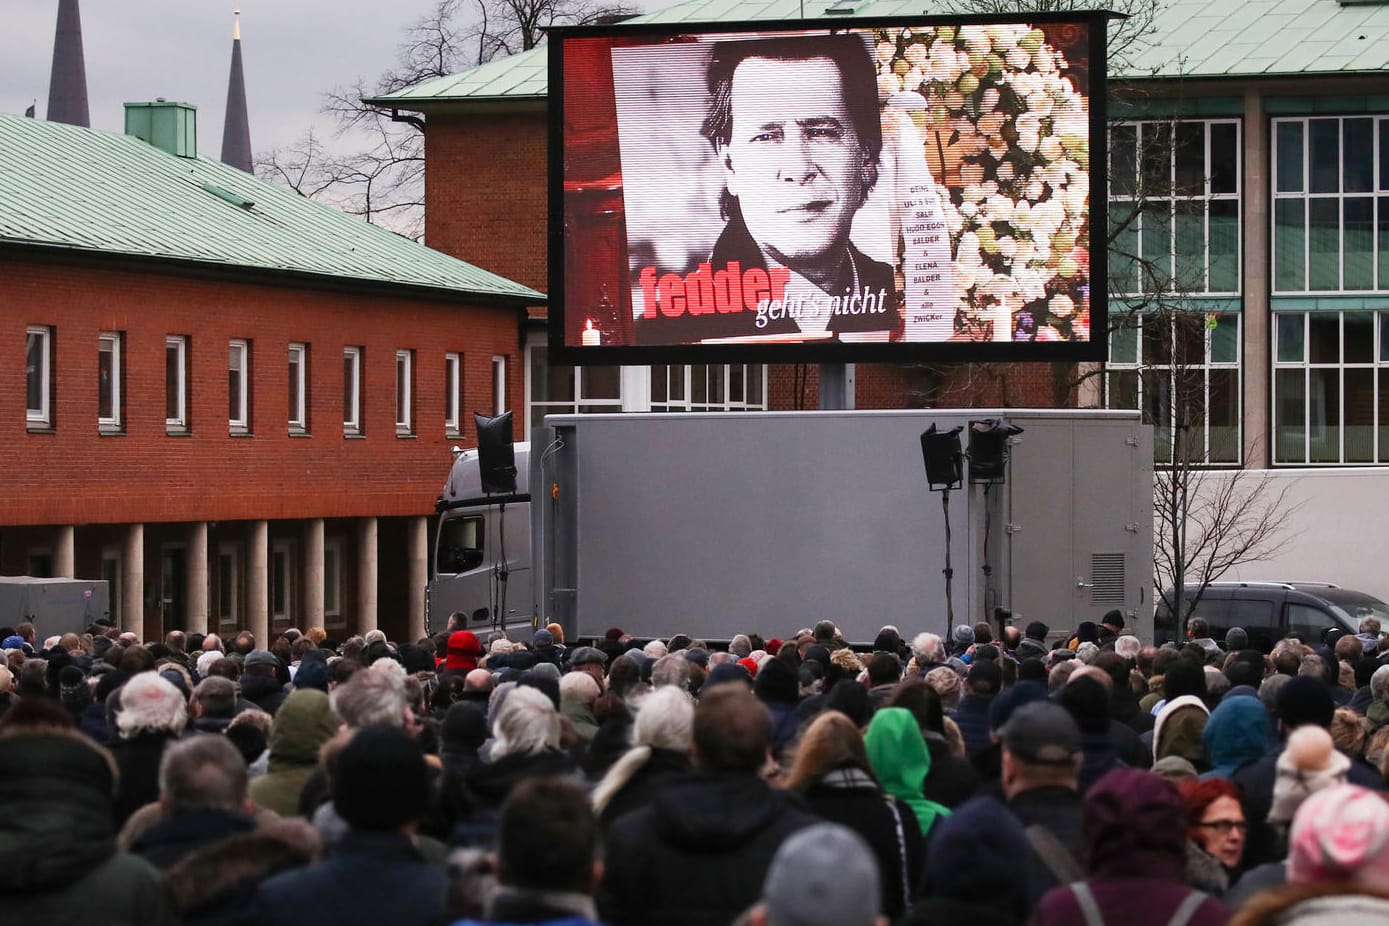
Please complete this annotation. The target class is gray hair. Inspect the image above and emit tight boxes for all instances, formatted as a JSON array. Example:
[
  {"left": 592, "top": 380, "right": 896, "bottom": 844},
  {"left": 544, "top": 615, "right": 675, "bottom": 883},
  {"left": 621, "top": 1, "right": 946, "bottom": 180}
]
[
  {"left": 708, "top": 651, "right": 737, "bottom": 668},
  {"left": 492, "top": 685, "right": 560, "bottom": 759},
  {"left": 1076, "top": 642, "right": 1100, "bottom": 665},
  {"left": 363, "top": 629, "right": 387, "bottom": 646},
  {"left": 1259, "top": 673, "right": 1292, "bottom": 715},
  {"left": 1204, "top": 665, "right": 1231, "bottom": 699},
  {"left": 643, "top": 640, "right": 668, "bottom": 660},
  {"left": 158, "top": 735, "right": 248, "bottom": 813},
  {"left": 1115, "top": 635, "right": 1142, "bottom": 661},
  {"left": 911, "top": 632, "right": 946, "bottom": 665},
  {"left": 632, "top": 686, "right": 694, "bottom": 753},
  {"left": 330, "top": 665, "right": 409, "bottom": 729},
  {"left": 1048, "top": 660, "right": 1079, "bottom": 692},
  {"left": 559, "top": 671, "right": 601, "bottom": 707},
  {"left": 1372, "top": 665, "right": 1389, "bottom": 703},
  {"left": 116, "top": 672, "right": 188, "bottom": 737},
  {"left": 651, "top": 654, "right": 690, "bottom": 690},
  {"left": 729, "top": 634, "right": 752, "bottom": 658}
]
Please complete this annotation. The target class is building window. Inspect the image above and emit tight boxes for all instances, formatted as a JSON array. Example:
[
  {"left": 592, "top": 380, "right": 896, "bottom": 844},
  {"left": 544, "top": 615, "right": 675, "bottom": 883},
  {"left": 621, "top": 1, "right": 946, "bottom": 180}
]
[
  {"left": 98, "top": 332, "right": 122, "bottom": 431},
  {"left": 216, "top": 542, "right": 240, "bottom": 627},
  {"left": 323, "top": 538, "right": 344, "bottom": 626},
  {"left": 1273, "top": 310, "right": 1388, "bottom": 464},
  {"left": 651, "top": 364, "right": 769, "bottom": 413},
  {"left": 1109, "top": 119, "right": 1241, "bottom": 296},
  {"left": 1272, "top": 116, "right": 1389, "bottom": 293},
  {"left": 396, "top": 349, "right": 414, "bottom": 435},
  {"left": 526, "top": 344, "right": 622, "bottom": 433},
  {"left": 26, "top": 325, "right": 52, "bottom": 427},
  {"left": 445, "top": 353, "right": 462, "bottom": 436},
  {"left": 288, "top": 343, "right": 308, "bottom": 433},
  {"left": 1104, "top": 311, "right": 1241, "bottom": 465},
  {"left": 491, "top": 355, "right": 507, "bottom": 416},
  {"left": 229, "top": 339, "right": 250, "bottom": 432},
  {"left": 166, "top": 336, "right": 188, "bottom": 432},
  {"left": 27, "top": 549, "right": 53, "bottom": 578},
  {"left": 343, "top": 346, "right": 362, "bottom": 434},
  {"left": 271, "top": 539, "right": 294, "bottom": 624}
]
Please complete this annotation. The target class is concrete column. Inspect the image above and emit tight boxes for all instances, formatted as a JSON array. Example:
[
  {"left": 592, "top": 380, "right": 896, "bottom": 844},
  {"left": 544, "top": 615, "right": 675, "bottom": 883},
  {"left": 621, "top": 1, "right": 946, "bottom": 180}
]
[
  {"left": 407, "top": 516, "right": 428, "bottom": 643},
  {"left": 247, "top": 520, "right": 269, "bottom": 644},
  {"left": 1242, "top": 88, "right": 1270, "bottom": 469},
  {"left": 123, "top": 523, "right": 144, "bottom": 640},
  {"left": 54, "top": 525, "right": 75, "bottom": 577},
  {"left": 304, "top": 519, "right": 325, "bottom": 630},
  {"left": 357, "top": 517, "right": 378, "bottom": 633},
  {"left": 186, "top": 522, "right": 209, "bottom": 636}
]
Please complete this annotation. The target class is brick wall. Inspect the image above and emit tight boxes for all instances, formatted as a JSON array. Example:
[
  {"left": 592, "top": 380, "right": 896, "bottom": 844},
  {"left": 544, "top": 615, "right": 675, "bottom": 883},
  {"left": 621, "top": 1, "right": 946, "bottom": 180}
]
[
  {"left": 3, "top": 257, "right": 524, "bottom": 527},
  {"left": 426, "top": 111, "right": 550, "bottom": 299}
]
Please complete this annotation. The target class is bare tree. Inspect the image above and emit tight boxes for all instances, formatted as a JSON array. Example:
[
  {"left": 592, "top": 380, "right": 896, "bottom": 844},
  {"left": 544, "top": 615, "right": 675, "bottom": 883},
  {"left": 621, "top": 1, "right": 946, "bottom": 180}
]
[
  {"left": 1151, "top": 308, "right": 1301, "bottom": 623},
  {"left": 256, "top": 0, "right": 632, "bottom": 239}
]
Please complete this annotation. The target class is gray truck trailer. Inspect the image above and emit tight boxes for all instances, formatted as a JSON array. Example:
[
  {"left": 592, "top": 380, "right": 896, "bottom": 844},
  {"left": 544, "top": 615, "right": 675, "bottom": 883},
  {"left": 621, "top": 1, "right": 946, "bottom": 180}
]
[{"left": 428, "top": 410, "right": 1153, "bottom": 644}]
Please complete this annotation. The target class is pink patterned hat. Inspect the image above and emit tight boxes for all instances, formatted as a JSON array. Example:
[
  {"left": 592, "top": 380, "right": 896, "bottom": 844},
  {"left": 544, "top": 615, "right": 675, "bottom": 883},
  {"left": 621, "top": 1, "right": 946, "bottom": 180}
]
[{"left": 1287, "top": 784, "right": 1389, "bottom": 893}]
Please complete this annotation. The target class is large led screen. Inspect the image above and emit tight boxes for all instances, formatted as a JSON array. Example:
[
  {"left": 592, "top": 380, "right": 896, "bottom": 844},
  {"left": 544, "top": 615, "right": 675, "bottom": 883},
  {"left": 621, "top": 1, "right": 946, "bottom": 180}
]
[{"left": 550, "top": 14, "right": 1106, "bottom": 364}]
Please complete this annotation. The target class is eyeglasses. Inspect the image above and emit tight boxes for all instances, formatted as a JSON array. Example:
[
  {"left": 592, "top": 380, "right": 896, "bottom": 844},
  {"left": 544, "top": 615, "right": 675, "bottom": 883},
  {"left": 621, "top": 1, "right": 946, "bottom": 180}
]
[{"left": 1197, "top": 820, "right": 1248, "bottom": 835}]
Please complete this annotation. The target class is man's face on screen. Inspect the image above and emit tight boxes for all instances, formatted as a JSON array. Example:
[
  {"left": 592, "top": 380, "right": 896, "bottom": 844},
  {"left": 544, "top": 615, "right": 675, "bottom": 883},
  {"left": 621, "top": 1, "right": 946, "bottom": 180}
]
[{"left": 722, "top": 55, "right": 868, "bottom": 270}]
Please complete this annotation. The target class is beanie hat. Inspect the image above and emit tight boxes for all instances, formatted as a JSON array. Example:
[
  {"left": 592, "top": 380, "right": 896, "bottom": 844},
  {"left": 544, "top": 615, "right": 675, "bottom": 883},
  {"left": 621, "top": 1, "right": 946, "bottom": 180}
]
[
  {"left": 1276, "top": 675, "right": 1337, "bottom": 730},
  {"left": 952, "top": 624, "right": 976, "bottom": 648},
  {"left": 1269, "top": 725, "right": 1351, "bottom": 826},
  {"left": 1225, "top": 627, "right": 1250, "bottom": 651},
  {"left": 1075, "top": 621, "right": 1100, "bottom": 644},
  {"left": 294, "top": 659, "right": 330, "bottom": 692},
  {"left": 989, "top": 680, "right": 1048, "bottom": 731},
  {"left": 762, "top": 823, "right": 880, "bottom": 926},
  {"left": 737, "top": 656, "right": 760, "bottom": 679},
  {"left": 1288, "top": 784, "right": 1389, "bottom": 893},
  {"left": 705, "top": 662, "right": 752, "bottom": 689},
  {"left": 1102, "top": 610, "right": 1125, "bottom": 630},
  {"left": 766, "top": 638, "right": 784, "bottom": 656},
  {"left": 1025, "top": 621, "right": 1049, "bottom": 641},
  {"left": 334, "top": 726, "right": 429, "bottom": 831},
  {"left": 605, "top": 627, "right": 624, "bottom": 641},
  {"left": 532, "top": 628, "right": 554, "bottom": 646}
]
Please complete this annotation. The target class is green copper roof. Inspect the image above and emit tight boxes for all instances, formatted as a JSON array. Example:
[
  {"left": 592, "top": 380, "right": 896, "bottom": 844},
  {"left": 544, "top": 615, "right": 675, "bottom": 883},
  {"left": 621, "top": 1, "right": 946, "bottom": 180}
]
[
  {"left": 0, "top": 112, "right": 543, "bottom": 304},
  {"left": 375, "top": 0, "right": 1389, "bottom": 106}
]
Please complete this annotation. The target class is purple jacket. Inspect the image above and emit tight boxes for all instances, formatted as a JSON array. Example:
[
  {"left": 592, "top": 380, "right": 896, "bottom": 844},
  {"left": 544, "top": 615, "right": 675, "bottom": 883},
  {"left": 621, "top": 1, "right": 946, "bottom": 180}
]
[{"left": 1031, "top": 768, "right": 1231, "bottom": 926}]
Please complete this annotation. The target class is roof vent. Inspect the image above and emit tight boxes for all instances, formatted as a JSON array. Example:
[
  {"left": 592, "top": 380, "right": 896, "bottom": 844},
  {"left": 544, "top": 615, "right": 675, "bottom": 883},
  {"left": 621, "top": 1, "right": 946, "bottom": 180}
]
[
  {"left": 124, "top": 99, "right": 197, "bottom": 158},
  {"left": 201, "top": 182, "right": 253, "bottom": 210}
]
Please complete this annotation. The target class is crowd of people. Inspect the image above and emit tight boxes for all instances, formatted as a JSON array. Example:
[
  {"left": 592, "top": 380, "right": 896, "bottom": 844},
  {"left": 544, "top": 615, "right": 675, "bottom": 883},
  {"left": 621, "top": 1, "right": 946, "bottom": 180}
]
[{"left": 3, "top": 609, "right": 1389, "bottom": 925}]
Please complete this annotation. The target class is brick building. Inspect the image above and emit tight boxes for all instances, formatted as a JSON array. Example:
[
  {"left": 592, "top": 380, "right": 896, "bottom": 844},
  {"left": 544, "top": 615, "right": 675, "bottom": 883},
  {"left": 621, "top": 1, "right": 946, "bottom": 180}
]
[{"left": 1, "top": 106, "right": 542, "bottom": 641}]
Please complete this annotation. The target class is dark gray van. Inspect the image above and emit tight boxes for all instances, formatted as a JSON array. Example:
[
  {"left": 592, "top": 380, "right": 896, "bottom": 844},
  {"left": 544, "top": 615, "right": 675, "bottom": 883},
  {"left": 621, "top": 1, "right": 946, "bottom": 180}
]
[{"left": 1154, "top": 581, "right": 1389, "bottom": 652}]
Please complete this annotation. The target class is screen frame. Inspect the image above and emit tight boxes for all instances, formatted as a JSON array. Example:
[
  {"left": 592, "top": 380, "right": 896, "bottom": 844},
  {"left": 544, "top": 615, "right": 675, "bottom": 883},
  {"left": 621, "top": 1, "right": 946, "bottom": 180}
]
[{"left": 548, "top": 11, "right": 1110, "bottom": 366}]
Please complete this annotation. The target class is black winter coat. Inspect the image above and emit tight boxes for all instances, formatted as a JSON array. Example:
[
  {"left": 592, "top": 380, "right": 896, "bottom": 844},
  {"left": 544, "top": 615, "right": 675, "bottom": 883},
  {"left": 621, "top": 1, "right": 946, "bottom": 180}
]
[
  {"left": 0, "top": 727, "right": 174, "bottom": 926},
  {"left": 598, "top": 770, "right": 819, "bottom": 926}
]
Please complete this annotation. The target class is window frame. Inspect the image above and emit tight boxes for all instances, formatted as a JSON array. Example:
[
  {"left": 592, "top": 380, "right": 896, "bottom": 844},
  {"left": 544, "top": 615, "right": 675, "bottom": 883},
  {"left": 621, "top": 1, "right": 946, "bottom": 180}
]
[
  {"left": 98, "top": 332, "right": 123, "bottom": 432},
  {"left": 288, "top": 342, "right": 308, "bottom": 434},
  {"left": 343, "top": 346, "right": 363, "bottom": 435},
  {"left": 649, "top": 364, "right": 770, "bottom": 413},
  {"left": 216, "top": 541, "right": 241, "bottom": 628},
  {"left": 1103, "top": 311, "right": 1243, "bottom": 466},
  {"left": 1271, "top": 309, "right": 1386, "bottom": 465},
  {"left": 445, "top": 352, "right": 462, "bottom": 436},
  {"left": 166, "top": 335, "right": 188, "bottom": 432},
  {"left": 491, "top": 355, "right": 507, "bottom": 416},
  {"left": 26, "top": 325, "right": 52, "bottom": 428},
  {"left": 271, "top": 538, "right": 295, "bottom": 625},
  {"left": 229, "top": 339, "right": 250, "bottom": 433},
  {"left": 396, "top": 349, "right": 414, "bottom": 436},
  {"left": 1108, "top": 117, "right": 1243, "bottom": 298},
  {"left": 323, "top": 537, "right": 344, "bottom": 627},
  {"left": 1270, "top": 115, "right": 1389, "bottom": 294}
]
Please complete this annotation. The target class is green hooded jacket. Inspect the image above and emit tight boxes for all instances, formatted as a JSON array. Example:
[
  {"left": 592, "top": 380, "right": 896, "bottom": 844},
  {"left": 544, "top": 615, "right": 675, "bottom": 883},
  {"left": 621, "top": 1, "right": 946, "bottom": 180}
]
[
  {"left": 247, "top": 688, "right": 340, "bottom": 817},
  {"left": 864, "top": 707, "right": 951, "bottom": 836}
]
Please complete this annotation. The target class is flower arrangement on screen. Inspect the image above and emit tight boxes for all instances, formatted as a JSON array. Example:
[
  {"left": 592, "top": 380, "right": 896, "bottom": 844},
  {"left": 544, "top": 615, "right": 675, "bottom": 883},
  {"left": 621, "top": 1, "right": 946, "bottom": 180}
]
[{"left": 876, "top": 24, "right": 1090, "bottom": 343}]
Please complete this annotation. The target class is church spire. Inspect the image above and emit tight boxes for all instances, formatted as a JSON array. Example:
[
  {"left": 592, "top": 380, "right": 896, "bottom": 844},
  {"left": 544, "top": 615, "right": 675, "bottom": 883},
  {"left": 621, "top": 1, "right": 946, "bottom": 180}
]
[
  {"left": 220, "top": 9, "right": 253, "bottom": 172},
  {"left": 47, "top": 0, "right": 90, "bottom": 127}
]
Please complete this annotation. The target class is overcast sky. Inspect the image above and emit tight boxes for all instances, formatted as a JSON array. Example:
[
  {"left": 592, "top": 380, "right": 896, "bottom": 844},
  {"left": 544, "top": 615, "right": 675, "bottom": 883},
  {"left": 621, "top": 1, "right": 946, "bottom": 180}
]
[{"left": 2, "top": 0, "right": 671, "bottom": 160}]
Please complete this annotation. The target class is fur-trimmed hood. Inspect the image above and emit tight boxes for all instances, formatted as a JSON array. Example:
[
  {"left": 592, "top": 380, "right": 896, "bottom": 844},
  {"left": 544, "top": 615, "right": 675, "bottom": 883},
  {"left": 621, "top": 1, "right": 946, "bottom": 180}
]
[
  {"left": 165, "top": 824, "right": 318, "bottom": 918},
  {"left": 1231, "top": 881, "right": 1389, "bottom": 926}
]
